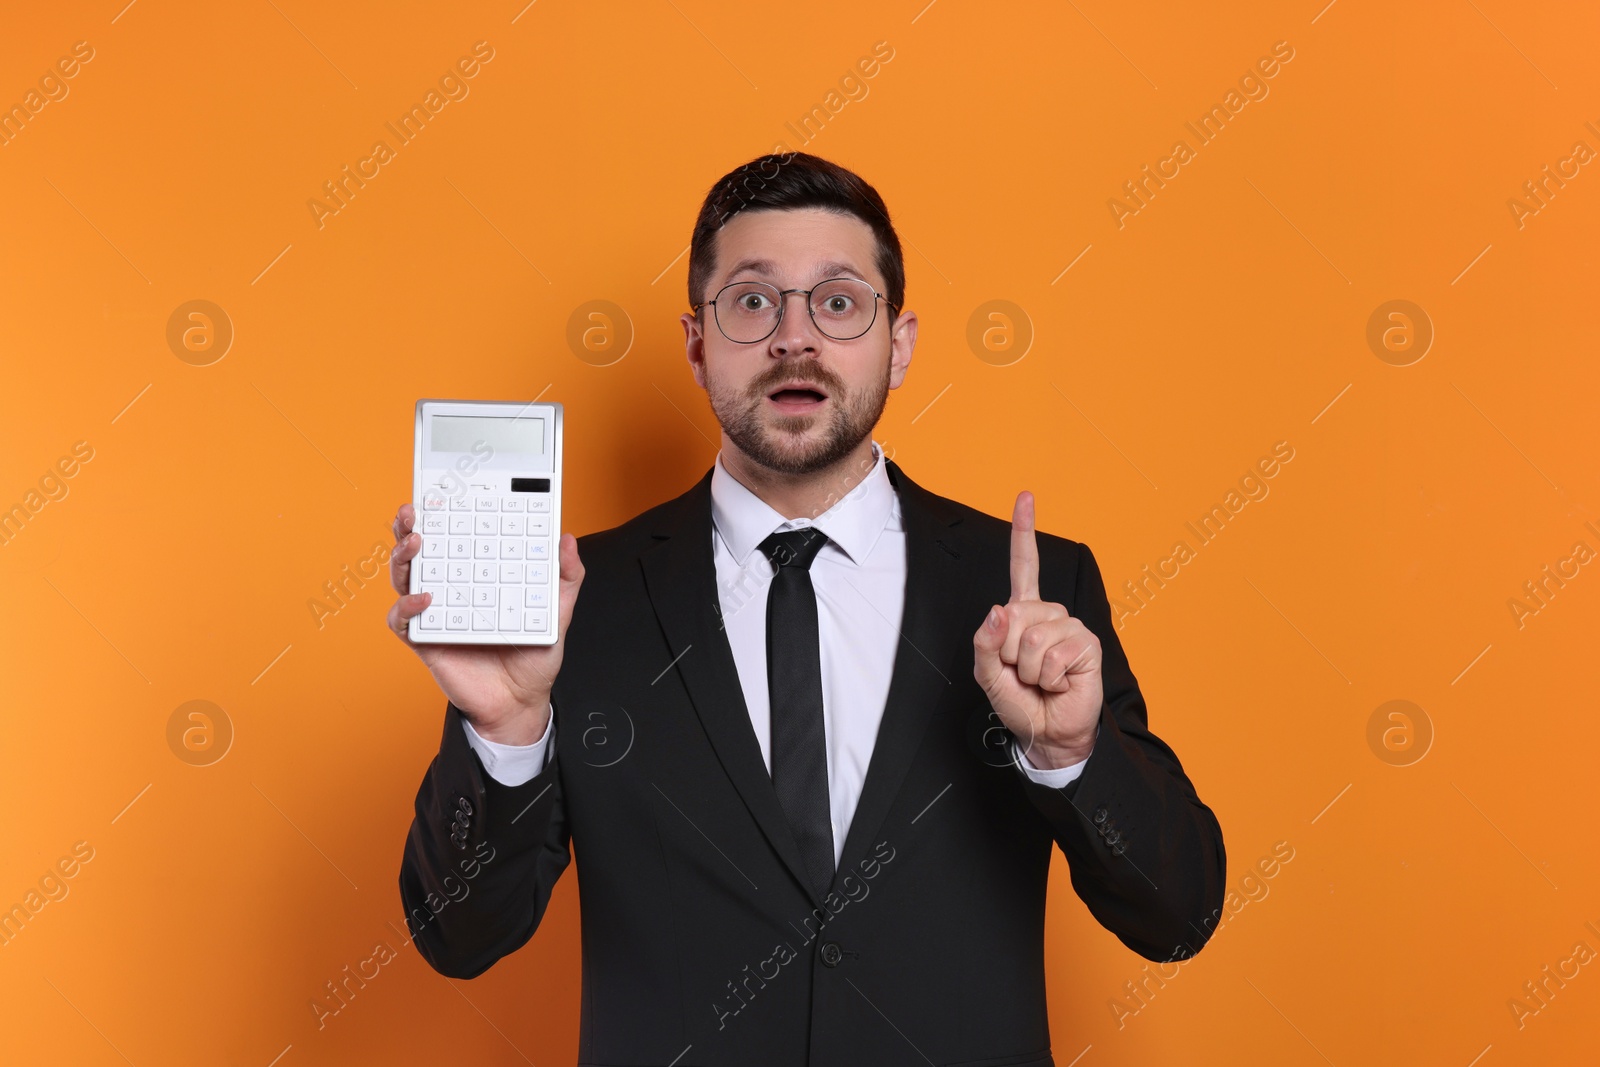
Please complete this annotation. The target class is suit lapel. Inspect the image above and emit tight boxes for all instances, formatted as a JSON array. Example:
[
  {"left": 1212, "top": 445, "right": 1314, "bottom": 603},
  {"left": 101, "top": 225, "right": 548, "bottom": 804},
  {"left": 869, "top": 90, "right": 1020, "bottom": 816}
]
[
  {"left": 829, "top": 458, "right": 970, "bottom": 891},
  {"left": 640, "top": 468, "right": 825, "bottom": 907},
  {"left": 638, "top": 458, "right": 971, "bottom": 909}
]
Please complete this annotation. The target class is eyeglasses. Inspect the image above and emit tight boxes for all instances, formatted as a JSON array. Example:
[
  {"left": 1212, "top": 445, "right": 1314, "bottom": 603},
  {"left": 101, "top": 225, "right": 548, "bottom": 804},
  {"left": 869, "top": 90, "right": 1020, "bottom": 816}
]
[{"left": 691, "top": 277, "right": 896, "bottom": 344}]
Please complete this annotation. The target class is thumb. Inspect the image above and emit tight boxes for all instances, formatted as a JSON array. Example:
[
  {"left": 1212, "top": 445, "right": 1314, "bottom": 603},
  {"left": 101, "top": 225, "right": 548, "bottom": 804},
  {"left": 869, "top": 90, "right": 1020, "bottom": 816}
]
[
  {"left": 972, "top": 604, "right": 1008, "bottom": 690},
  {"left": 554, "top": 533, "right": 585, "bottom": 642}
]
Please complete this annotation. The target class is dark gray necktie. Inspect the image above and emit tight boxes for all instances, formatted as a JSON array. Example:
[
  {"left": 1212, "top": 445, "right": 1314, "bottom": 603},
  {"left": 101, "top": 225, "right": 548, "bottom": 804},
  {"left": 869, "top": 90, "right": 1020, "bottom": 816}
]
[{"left": 758, "top": 526, "right": 834, "bottom": 899}]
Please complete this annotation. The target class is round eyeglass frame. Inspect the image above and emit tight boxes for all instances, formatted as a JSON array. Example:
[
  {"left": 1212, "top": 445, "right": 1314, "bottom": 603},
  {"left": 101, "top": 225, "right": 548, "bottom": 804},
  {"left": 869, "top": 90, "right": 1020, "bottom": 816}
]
[{"left": 691, "top": 278, "right": 898, "bottom": 343}]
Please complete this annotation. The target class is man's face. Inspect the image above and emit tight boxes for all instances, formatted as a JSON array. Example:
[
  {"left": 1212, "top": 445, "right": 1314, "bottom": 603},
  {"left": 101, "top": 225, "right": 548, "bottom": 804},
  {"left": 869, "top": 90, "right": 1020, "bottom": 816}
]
[{"left": 683, "top": 206, "right": 915, "bottom": 476}]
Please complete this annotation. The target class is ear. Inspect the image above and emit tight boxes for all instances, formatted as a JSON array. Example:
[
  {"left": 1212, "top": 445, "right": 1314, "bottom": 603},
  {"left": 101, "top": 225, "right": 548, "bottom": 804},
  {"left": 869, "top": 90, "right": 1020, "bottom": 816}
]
[
  {"left": 681, "top": 311, "right": 708, "bottom": 389},
  {"left": 887, "top": 308, "right": 917, "bottom": 389}
]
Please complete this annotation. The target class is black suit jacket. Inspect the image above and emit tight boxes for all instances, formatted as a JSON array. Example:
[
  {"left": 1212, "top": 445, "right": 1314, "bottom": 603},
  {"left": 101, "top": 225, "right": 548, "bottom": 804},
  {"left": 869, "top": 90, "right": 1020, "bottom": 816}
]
[{"left": 399, "top": 458, "right": 1225, "bottom": 1066}]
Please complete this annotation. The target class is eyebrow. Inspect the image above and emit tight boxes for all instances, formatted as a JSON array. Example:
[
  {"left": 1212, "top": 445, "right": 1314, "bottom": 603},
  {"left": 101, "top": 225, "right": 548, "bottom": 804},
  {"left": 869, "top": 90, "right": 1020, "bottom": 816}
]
[{"left": 721, "top": 258, "right": 868, "bottom": 284}]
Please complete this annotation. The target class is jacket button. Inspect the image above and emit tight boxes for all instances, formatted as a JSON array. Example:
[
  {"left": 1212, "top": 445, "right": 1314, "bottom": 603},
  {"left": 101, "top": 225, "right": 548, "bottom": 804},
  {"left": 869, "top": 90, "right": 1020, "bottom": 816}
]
[
  {"left": 457, "top": 796, "right": 474, "bottom": 816},
  {"left": 1105, "top": 829, "right": 1122, "bottom": 845},
  {"left": 1093, "top": 806, "right": 1108, "bottom": 825},
  {"left": 819, "top": 942, "right": 843, "bottom": 967}
]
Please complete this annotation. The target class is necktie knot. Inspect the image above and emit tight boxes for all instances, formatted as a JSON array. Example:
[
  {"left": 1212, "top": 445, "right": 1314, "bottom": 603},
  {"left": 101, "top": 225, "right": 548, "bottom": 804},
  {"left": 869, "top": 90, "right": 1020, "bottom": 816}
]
[{"left": 759, "top": 527, "right": 828, "bottom": 572}]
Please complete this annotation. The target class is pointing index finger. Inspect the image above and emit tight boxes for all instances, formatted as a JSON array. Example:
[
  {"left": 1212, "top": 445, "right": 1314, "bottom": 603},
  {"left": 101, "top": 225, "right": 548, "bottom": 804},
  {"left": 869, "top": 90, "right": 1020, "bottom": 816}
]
[{"left": 1010, "top": 490, "right": 1040, "bottom": 602}]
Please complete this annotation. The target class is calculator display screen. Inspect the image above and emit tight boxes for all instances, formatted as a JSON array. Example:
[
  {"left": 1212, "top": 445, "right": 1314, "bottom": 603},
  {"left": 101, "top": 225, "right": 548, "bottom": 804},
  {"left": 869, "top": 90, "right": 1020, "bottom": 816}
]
[{"left": 431, "top": 415, "right": 544, "bottom": 454}]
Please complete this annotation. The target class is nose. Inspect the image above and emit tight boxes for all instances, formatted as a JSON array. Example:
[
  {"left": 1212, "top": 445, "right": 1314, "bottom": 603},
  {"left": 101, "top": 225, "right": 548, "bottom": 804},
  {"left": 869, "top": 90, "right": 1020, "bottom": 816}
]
[{"left": 768, "top": 290, "right": 825, "bottom": 357}]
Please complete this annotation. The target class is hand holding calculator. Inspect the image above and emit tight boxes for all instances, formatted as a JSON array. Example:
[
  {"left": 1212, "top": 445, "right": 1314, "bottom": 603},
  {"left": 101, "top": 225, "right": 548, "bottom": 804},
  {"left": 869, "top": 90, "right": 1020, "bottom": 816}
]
[{"left": 406, "top": 399, "right": 564, "bottom": 646}]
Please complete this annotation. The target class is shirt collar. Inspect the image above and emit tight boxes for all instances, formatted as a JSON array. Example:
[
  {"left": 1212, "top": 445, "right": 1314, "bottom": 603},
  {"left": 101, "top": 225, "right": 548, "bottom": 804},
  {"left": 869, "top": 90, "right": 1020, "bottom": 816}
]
[{"left": 711, "top": 439, "right": 895, "bottom": 568}]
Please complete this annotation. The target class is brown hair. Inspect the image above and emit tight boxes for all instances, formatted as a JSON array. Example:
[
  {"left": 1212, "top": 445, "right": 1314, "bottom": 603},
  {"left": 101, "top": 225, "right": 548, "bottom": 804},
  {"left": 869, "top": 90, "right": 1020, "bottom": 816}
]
[{"left": 687, "top": 152, "right": 905, "bottom": 320}]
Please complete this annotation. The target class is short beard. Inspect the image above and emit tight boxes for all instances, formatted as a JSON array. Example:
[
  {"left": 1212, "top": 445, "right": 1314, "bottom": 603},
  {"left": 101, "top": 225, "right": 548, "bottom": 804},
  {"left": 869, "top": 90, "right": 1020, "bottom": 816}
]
[{"left": 709, "top": 360, "right": 889, "bottom": 476}]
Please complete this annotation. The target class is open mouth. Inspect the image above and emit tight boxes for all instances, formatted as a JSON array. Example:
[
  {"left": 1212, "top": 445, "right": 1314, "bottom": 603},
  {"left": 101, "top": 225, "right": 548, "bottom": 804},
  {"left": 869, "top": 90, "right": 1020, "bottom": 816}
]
[{"left": 766, "top": 383, "right": 829, "bottom": 412}]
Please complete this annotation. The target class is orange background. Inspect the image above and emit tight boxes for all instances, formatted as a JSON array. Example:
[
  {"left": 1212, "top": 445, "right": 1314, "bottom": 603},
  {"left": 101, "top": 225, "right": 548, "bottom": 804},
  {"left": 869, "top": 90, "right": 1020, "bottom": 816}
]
[{"left": 3, "top": 1, "right": 1597, "bottom": 1064}]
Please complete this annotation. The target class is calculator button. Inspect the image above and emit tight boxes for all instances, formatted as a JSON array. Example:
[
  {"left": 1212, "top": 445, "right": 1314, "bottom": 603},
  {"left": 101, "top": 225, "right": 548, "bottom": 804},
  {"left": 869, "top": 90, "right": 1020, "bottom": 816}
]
[
  {"left": 423, "top": 493, "right": 447, "bottom": 511},
  {"left": 501, "top": 497, "right": 525, "bottom": 513},
  {"left": 449, "top": 495, "right": 472, "bottom": 511},
  {"left": 421, "top": 512, "right": 446, "bottom": 535},
  {"left": 473, "top": 562, "right": 496, "bottom": 583},
  {"left": 524, "top": 586, "right": 549, "bottom": 609},
  {"left": 500, "top": 515, "right": 525, "bottom": 537},
  {"left": 419, "top": 561, "right": 445, "bottom": 583},
  {"left": 527, "top": 563, "right": 551, "bottom": 584},
  {"left": 527, "top": 515, "right": 551, "bottom": 536},
  {"left": 472, "top": 587, "right": 495, "bottom": 607},
  {"left": 526, "top": 538, "right": 551, "bottom": 562},
  {"left": 447, "top": 561, "right": 470, "bottom": 583},
  {"left": 421, "top": 583, "right": 445, "bottom": 604},
  {"left": 499, "top": 563, "right": 522, "bottom": 583},
  {"left": 422, "top": 537, "right": 445, "bottom": 559},
  {"left": 446, "top": 608, "right": 469, "bottom": 630},
  {"left": 499, "top": 592, "right": 521, "bottom": 630},
  {"left": 475, "top": 496, "right": 498, "bottom": 512},
  {"left": 474, "top": 515, "right": 497, "bottom": 536},
  {"left": 471, "top": 608, "right": 495, "bottom": 630},
  {"left": 524, "top": 609, "right": 550, "bottom": 631},
  {"left": 448, "top": 538, "right": 470, "bottom": 559},
  {"left": 449, "top": 513, "right": 472, "bottom": 535},
  {"left": 446, "top": 585, "right": 469, "bottom": 607},
  {"left": 528, "top": 498, "right": 551, "bottom": 512},
  {"left": 419, "top": 607, "right": 444, "bottom": 630},
  {"left": 500, "top": 540, "right": 524, "bottom": 560}
]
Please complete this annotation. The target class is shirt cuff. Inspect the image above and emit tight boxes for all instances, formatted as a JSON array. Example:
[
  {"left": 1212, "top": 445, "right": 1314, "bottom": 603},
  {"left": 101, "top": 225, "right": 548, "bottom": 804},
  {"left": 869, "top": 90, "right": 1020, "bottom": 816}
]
[
  {"left": 461, "top": 703, "right": 555, "bottom": 787},
  {"left": 1013, "top": 726, "right": 1095, "bottom": 788}
]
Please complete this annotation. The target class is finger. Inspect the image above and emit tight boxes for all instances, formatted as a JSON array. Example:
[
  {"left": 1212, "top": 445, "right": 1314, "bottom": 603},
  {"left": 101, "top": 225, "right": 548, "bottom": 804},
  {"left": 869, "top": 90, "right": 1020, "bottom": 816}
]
[
  {"left": 1038, "top": 631, "right": 1100, "bottom": 692},
  {"left": 972, "top": 604, "right": 1009, "bottom": 694},
  {"left": 999, "top": 599, "right": 1070, "bottom": 664},
  {"left": 1014, "top": 617, "right": 1086, "bottom": 687},
  {"left": 386, "top": 591, "right": 431, "bottom": 645},
  {"left": 392, "top": 503, "right": 415, "bottom": 542},
  {"left": 390, "top": 527, "right": 422, "bottom": 596},
  {"left": 1009, "top": 490, "right": 1040, "bottom": 603},
  {"left": 553, "top": 533, "right": 586, "bottom": 642}
]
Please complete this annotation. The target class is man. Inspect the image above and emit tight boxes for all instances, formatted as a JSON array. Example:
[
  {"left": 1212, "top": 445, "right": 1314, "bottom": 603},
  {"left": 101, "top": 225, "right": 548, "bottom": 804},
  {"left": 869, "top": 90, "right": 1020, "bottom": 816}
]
[{"left": 391, "top": 152, "right": 1225, "bottom": 1066}]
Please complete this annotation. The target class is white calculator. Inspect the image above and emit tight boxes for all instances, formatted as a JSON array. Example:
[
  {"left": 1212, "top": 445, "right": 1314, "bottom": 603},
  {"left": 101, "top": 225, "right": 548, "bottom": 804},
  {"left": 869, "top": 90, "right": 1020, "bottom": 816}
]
[{"left": 408, "top": 399, "right": 563, "bottom": 646}]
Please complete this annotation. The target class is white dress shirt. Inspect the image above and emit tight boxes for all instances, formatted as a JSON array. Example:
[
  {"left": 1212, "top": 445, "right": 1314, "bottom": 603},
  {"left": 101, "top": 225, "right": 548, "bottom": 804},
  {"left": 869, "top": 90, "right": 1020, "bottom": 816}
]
[{"left": 462, "top": 441, "right": 1090, "bottom": 862}]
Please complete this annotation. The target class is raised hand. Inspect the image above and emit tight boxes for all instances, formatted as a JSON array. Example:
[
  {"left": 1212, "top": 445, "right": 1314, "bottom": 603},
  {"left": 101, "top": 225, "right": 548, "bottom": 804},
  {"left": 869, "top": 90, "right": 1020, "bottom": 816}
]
[
  {"left": 387, "top": 502, "right": 585, "bottom": 746},
  {"left": 972, "top": 491, "right": 1102, "bottom": 769}
]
